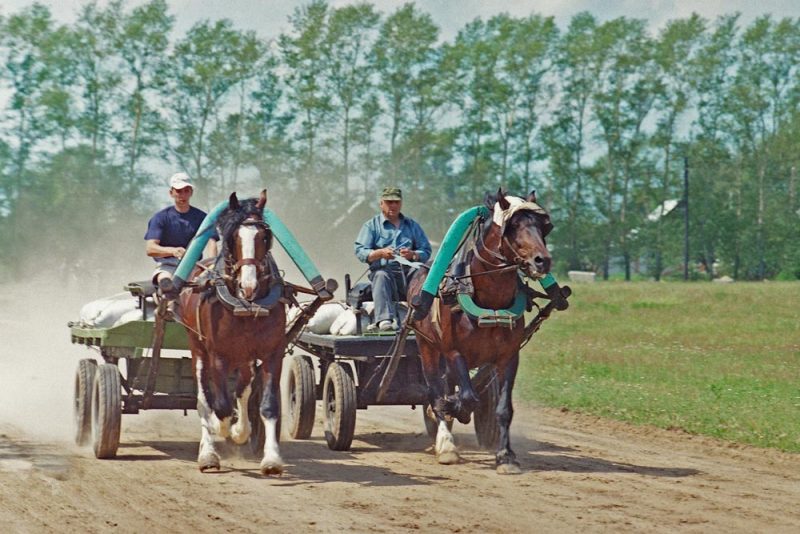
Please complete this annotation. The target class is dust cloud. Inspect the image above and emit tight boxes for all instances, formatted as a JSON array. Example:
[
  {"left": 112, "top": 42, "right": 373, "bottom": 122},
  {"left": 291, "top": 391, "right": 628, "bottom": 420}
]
[
  {"left": 0, "top": 279, "right": 112, "bottom": 442},
  {"left": 0, "top": 186, "right": 382, "bottom": 444},
  {"left": 0, "top": 213, "right": 154, "bottom": 443}
]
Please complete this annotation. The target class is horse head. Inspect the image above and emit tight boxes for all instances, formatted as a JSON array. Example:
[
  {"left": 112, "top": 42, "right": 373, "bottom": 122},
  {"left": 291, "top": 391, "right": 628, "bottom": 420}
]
[
  {"left": 218, "top": 189, "right": 273, "bottom": 301},
  {"left": 484, "top": 187, "right": 553, "bottom": 279}
]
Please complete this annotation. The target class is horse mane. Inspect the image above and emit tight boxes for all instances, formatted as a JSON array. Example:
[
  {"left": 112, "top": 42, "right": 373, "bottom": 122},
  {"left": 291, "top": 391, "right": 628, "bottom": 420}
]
[{"left": 216, "top": 197, "right": 271, "bottom": 255}]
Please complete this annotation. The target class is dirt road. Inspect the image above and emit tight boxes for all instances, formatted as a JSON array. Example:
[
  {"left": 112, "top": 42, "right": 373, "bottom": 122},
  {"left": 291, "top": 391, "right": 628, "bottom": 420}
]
[
  {"left": 2, "top": 402, "right": 799, "bottom": 533},
  {"left": 1, "top": 282, "right": 799, "bottom": 533}
]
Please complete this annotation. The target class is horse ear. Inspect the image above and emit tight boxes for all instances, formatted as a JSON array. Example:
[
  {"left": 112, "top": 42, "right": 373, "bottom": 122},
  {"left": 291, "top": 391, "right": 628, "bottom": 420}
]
[
  {"left": 483, "top": 190, "right": 495, "bottom": 210},
  {"left": 497, "top": 187, "right": 511, "bottom": 210},
  {"left": 526, "top": 190, "right": 537, "bottom": 203},
  {"left": 256, "top": 189, "right": 267, "bottom": 209},
  {"left": 229, "top": 192, "right": 240, "bottom": 210}
]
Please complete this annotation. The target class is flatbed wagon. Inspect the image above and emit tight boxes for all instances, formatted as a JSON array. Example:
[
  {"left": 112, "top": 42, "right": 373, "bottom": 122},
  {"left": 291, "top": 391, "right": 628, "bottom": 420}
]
[
  {"left": 287, "top": 329, "right": 501, "bottom": 452},
  {"left": 69, "top": 278, "right": 501, "bottom": 458},
  {"left": 69, "top": 281, "right": 269, "bottom": 459},
  {"left": 281, "top": 275, "right": 502, "bottom": 452}
]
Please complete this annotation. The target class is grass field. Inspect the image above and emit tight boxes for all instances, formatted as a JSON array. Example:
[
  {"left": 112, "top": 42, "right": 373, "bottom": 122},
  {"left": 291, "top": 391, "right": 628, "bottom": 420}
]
[{"left": 518, "top": 281, "right": 800, "bottom": 452}]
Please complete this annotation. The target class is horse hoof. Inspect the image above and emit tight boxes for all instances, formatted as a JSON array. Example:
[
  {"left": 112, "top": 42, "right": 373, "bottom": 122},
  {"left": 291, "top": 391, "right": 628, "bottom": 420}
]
[
  {"left": 260, "top": 460, "right": 284, "bottom": 476},
  {"left": 496, "top": 462, "right": 522, "bottom": 475},
  {"left": 198, "top": 452, "right": 220, "bottom": 472},
  {"left": 437, "top": 451, "right": 460, "bottom": 465}
]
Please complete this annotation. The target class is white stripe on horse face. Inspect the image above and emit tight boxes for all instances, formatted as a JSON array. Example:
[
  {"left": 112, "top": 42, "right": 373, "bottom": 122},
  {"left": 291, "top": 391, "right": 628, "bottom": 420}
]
[{"left": 238, "top": 225, "right": 259, "bottom": 296}]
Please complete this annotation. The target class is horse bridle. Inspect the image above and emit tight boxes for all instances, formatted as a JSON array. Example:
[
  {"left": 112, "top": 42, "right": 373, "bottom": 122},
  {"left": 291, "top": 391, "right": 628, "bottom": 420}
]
[
  {"left": 225, "top": 218, "right": 273, "bottom": 293},
  {"left": 473, "top": 211, "right": 545, "bottom": 278}
]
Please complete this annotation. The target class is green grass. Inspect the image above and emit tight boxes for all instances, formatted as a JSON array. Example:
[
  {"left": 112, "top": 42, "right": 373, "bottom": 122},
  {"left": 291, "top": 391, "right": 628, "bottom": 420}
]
[{"left": 517, "top": 281, "right": 800, "bottom": 452}]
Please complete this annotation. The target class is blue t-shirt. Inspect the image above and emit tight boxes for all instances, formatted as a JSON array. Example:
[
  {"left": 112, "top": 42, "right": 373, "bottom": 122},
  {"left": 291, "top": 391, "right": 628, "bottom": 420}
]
[{"left": 145, "top": 206, "right": 213, "bottom": 262}]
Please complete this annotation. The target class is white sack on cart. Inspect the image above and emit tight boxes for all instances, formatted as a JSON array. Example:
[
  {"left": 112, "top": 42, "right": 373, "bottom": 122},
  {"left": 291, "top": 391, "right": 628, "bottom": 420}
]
[
  {"left": 114, "top": 307, "right": 148, "bottom": 326},
  {"left": 306, "top": 301, "right": 348, "bottom": 334},
  {"left": 80, "top": 293, "right": 137, "bottom": 327},
  {"left": 329, "top": 308, "right": 369, "bottom": 336}
]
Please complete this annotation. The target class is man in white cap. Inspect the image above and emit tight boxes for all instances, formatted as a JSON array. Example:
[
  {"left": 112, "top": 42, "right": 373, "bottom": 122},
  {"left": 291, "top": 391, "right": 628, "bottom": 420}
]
[{"left": 145, "top": 172, "right": 217, "bottom": 288}]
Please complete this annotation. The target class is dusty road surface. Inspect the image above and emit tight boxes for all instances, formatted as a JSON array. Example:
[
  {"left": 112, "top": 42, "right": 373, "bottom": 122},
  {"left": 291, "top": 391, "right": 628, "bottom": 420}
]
[
  {"left": 1, "top": 404, "right": 799, "bottom": 533},
  {"left": 1, "top": 283, "right": 799, "bottom": 533}
]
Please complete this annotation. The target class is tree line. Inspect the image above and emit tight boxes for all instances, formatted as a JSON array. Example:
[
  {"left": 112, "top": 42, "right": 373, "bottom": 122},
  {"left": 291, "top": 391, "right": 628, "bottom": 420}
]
[{"left": 1, "top": 0, "right": 798, "bottom": 281}]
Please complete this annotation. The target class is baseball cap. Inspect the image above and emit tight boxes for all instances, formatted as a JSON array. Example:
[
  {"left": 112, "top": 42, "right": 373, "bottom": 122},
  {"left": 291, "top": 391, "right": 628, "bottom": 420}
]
[
  {"left": 380, "top": 187, "right": 402, "bottom": 200},
  {"left": 169, "top": 172, "right": 193, "bottom": 190}
]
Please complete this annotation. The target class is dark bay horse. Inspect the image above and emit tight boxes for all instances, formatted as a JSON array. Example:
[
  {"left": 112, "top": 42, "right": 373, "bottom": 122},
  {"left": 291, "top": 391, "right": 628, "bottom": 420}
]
[
  {"left": 178, "top": 190, "right": 287, "bottom": 474},
  {"left": 407, "top": 189, "right": 553, "bottom": 474}
]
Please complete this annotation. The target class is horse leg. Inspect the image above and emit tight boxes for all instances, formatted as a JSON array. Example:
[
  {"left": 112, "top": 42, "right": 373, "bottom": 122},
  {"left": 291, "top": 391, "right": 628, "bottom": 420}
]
[
  {"left": 229, "top": 363, "right": 254, "bottom": 445},
  {"left": 495, "top": 352, "right": 522, "bottom": 475},
  {"left": 447, "top": 353, "right": 480, "bottom": 425},
  {"left": 420, "top": 344, "right": 460, "bottom": 465},
  {"left": 195, "top": 354, "right": 222, "bottom": 471},
  {"left": 210, "top": 355, "right": 233, "bottom": 439},
  {"left": 258, "top": 354, "right": 284, "bottom": 475}
]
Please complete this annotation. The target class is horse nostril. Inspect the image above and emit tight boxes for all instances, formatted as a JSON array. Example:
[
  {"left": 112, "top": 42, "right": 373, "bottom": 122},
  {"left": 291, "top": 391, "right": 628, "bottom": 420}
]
[{"left": 534, "top": 255, "right": 551, "bottom": 272}]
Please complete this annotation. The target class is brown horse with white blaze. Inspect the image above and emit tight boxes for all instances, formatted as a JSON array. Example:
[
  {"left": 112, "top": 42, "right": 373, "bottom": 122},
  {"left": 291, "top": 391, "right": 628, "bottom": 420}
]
[
  {"left": 407, "top": 189, "right": 553, "bottom": 474},
  {"left": 178, "top": 190, "right": 287, "bottom": 475}
]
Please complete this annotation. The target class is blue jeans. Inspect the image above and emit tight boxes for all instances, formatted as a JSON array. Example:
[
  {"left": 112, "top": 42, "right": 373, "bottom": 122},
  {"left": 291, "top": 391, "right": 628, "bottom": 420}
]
[{"left": 369, "top": 263, "right": 411, "bottom": 324}]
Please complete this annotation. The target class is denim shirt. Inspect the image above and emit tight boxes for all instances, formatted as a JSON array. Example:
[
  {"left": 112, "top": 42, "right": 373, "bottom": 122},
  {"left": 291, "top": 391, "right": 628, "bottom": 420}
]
[{"left": 354, "top": 213, "right": 432, "bottom": 269}]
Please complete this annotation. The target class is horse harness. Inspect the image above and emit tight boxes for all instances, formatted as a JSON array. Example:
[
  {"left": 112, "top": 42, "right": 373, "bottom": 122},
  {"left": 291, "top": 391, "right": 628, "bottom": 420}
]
[
  {"left": 424, "top": 210, "right": 549, "bottom": 339},
  {"left": 184, "top": 218, "right": 297, "bottom": 339}
]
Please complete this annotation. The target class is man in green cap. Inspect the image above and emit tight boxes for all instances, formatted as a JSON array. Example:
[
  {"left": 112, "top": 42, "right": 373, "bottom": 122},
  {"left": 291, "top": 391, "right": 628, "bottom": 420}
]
[{"left": 354, "top": 187, "right": 432, "bottom": 331}]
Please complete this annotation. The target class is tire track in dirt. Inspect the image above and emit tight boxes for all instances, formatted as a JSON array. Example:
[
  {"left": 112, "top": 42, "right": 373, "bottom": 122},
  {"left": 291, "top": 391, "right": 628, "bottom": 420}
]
[
  {"left": 1, "top": 280, "right": 799, "bottom": 533},
  {"left": 3, "top": 403, "right": 798, "bottom": 533}
]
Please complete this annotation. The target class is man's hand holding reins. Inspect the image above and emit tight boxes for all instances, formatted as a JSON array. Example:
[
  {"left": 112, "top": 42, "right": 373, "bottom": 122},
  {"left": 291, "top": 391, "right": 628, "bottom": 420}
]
[
  {"left": 368, "top": 247, "right": 395, "bottom": 262},
  {"left": 398, "top": 247, "right": 419, "bottom": 262}
]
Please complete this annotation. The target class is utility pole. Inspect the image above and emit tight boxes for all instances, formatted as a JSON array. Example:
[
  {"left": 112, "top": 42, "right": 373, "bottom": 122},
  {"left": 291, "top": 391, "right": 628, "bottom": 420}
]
[{"left": 683, "top": 156, "right": 689, "bottom": 281}]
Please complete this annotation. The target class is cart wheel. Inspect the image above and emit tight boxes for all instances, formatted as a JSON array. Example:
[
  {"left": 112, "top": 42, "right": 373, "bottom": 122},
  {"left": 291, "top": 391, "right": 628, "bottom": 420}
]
[
  {"left": 322, "top": 362, "right": 356, "bottom": 451},
  {"left": 92, "top": 363, "right": 122, "bottom": 459},
  {"left": 422, "top": 402, "right": 452, "bottom": 439},
  {"left": 282, "top": 355, "right": 316, "bottom": 439},
  {"left": 74, "top": 359, "right": 97, "bottom": 446},
  {"left": 473, "top": 368, "right": 500, "bottom": 450},
  {"left": 247, "top": 368, "right": 267, "bottom": 456}
]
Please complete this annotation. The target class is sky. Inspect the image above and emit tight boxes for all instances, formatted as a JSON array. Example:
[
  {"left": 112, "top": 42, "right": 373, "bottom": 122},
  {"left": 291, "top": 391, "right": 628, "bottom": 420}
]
[{"left": 1, "top": 0, "right": 799, "bottom": 41}]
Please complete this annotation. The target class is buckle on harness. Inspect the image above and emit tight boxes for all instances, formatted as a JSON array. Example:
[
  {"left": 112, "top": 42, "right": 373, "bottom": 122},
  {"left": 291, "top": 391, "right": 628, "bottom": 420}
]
[{"left": 476, "top": 314, "right": 517, "bottom": 328}]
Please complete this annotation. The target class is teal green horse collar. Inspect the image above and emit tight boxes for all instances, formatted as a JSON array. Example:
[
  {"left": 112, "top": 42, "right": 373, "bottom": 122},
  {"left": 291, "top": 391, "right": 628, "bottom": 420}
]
[{"left": 456, "top": 288, "right": 528, "bottom": 328}]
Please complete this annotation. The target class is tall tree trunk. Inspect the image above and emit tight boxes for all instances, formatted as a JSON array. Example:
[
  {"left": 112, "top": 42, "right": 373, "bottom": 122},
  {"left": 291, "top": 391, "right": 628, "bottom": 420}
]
[
  {"left": 233, "top": 86, "right": 246, "bottom": 192},
  {"left": 733, "top": 167, "right": 743, "bottom": 280},
  {"left": 343, "top": 106, "right": 350, "bottom": 196},
  {"left": 757, "top": 164, "right": 765, "bottom": 279},
  {"left": 129, "top": 85, "right": 143, "bottom": 177},
  {"left": 390, "top": 97, "right": 401, "bottom": 182}
]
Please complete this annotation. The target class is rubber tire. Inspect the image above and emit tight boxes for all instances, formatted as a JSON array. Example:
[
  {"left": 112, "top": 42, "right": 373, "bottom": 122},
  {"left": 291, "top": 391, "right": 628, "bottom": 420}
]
[
  {"left": 74, "top": 359, "right": 97, "bottom": 446},
  {"left": 474, "top": 368, "right": 501, "bottom": 450},
  {"left": 282, "top": 355, "right": 316, "bottom": 439},
  {"left": 92, "top": 363, "right": 122, "bottom": 459},
  {"left": 322, "top": 362, "right": 357, "bottom": 451}
]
